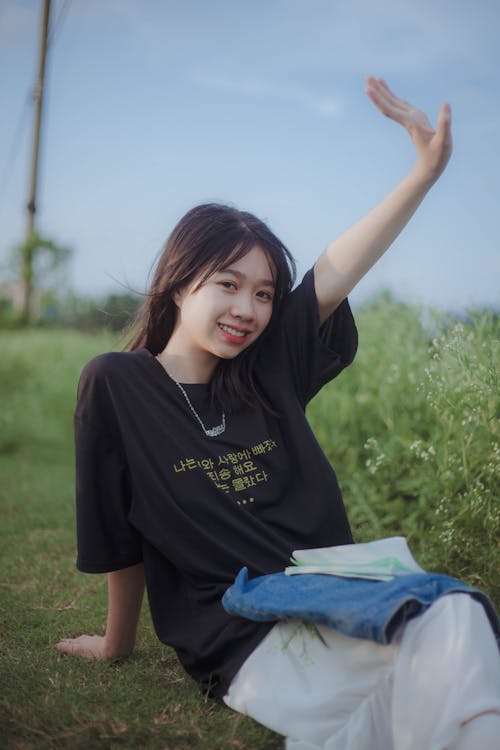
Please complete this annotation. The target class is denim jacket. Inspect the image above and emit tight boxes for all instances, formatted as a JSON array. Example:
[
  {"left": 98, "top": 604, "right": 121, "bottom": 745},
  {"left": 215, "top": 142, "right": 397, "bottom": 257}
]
[{"left": 223, "top": 567, "right": 500, "bottom": 647}]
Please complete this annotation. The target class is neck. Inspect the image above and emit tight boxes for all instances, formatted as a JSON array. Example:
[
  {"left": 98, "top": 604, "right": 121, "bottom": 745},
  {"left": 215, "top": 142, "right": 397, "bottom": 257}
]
[{"left": 156, "top": 348, "right": 218, "bottom": 384}]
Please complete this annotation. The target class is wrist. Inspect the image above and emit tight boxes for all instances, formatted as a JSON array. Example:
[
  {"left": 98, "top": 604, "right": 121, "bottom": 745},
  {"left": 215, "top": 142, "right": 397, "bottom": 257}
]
[
  {"left": 103, "top": 634, "right": 134, "bottom": 661},
  {"left": 407, "top": 163, "right": 438, "bottom": 192}
]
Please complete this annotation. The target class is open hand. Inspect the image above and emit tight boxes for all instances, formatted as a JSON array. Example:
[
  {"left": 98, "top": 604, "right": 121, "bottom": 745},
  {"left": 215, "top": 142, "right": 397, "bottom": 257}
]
[
  {"left": 365, "top": 77, "right": 452, "bottom": 182},
  {"left": 56, "top": 634, "right": 109, "bottom": 659}
]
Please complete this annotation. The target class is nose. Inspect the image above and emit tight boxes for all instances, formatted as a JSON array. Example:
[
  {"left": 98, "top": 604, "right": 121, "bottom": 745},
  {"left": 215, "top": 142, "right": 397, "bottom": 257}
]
[{"left": 230, "top": 292, "right": 255, "bottom": 321}]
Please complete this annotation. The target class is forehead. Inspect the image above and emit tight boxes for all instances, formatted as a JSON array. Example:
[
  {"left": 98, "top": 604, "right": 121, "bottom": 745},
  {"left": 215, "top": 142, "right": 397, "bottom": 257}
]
[{"left": 220, "top": 245, "right": 276, "bottom": 280}]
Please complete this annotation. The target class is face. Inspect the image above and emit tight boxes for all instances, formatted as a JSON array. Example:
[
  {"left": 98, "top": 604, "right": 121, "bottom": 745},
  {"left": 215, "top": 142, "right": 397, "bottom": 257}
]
[{"left": 169, "top": 246, "right": 276, "bottom": 371}]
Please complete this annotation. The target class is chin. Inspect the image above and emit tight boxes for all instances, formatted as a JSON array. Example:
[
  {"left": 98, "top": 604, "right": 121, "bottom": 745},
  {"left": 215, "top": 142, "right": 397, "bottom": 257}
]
[
  {"left": 213, "top": 342, "right": 252, "bottom": 360},
  {"left": 215, "top": 349, "right": 245, "bottom": 361}
]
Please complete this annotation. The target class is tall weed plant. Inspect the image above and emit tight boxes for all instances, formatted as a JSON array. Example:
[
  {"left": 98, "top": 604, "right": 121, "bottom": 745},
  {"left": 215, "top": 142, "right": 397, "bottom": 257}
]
[
  {"left": 308, "top": 297, "right": 499, "bottom": 605},
  {"left": 422, "top": 315, "right": 499, "bottom": 590}
]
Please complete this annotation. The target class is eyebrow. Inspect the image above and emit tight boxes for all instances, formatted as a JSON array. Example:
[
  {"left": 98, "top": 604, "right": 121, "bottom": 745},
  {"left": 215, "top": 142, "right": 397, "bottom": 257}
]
[{"left": 220, "top": 268, "right": 276, "bottom": 288}]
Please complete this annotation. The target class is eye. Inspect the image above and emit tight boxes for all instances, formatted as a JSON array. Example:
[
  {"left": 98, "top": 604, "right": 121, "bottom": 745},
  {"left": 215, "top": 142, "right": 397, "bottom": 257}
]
[
  {"left": 218, "top": 280, "right": 237, "bottom": 290},
  {"left": 257, "top": 290, "right": 274, "bottom": 302}
]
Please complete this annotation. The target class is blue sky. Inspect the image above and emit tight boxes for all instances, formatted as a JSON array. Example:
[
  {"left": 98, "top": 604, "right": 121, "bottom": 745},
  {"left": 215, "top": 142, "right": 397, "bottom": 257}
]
[{"left": 1, "top": 0, "right": 499, "bottom": 311}]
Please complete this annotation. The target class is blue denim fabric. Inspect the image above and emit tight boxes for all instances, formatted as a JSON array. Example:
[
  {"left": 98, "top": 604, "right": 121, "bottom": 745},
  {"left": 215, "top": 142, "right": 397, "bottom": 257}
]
[{"left": 222, "top": 568, "right": 500, "bottom": 647}]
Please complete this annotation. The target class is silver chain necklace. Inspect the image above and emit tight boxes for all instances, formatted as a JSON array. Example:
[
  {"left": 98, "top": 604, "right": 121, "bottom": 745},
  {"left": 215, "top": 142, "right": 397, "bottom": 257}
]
[{"left": 173, "top": 379, "right": 226, "bottom": 438}]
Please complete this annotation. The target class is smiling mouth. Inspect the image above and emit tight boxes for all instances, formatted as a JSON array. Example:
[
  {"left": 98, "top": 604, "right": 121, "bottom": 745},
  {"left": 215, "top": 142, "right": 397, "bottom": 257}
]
[{"left": 218, "top": 323, "right": 249, "bottom": 339}]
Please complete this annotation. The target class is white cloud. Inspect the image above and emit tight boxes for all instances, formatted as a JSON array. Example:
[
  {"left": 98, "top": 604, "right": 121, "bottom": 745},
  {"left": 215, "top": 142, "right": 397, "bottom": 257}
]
[{"left": 190, "top": 71, "right": 343, "bottom": 119}]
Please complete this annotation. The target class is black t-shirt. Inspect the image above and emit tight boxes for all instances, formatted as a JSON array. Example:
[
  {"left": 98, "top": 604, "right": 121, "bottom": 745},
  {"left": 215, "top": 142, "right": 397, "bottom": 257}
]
[{"left": 74, "top": 268, "right": 358, "bottom": 697}]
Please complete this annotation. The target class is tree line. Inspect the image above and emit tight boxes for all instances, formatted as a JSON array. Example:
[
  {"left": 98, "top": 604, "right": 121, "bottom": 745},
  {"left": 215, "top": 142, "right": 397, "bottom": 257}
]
[{"left": 0, "top": 232, "right": 141, "bottom": 331}]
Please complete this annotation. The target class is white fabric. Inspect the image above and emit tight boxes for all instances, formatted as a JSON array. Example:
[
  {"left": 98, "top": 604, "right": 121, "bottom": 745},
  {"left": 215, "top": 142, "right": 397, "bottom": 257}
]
[
  {"left": 450, "top": 712, "right": 500, "bottom": 750},
  {"left": 223, "top": 594, "right": 500, "bottom": 750}
]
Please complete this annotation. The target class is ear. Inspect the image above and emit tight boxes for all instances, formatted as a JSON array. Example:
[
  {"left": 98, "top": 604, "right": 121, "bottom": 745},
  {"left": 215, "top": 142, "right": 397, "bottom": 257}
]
[{"left": 172, "top": 287, "right": 184, "bottom": 307}]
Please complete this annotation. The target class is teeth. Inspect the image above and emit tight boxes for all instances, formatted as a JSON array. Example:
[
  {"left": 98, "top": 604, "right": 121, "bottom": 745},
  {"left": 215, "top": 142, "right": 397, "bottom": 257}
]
[{"left": 219, "top": 324, "right": 246, "bottom": 337}]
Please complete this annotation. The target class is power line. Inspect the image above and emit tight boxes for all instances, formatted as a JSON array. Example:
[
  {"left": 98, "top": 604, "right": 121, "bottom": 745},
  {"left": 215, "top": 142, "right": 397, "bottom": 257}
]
[
  {"left": 0, "top": 93, "right": 33, "bottom": 217},
  {"left": 47, "top": 0, "right": 72, "bottom": 47}
]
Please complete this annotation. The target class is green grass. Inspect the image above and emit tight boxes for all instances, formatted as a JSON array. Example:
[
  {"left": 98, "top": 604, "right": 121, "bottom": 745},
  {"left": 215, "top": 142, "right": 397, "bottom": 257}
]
[
  {"left": 0, "top": 330, "right": 280, "bottom": 750},
  {"left": 1, "top": 301, "right": 499, "bottom": 749}
]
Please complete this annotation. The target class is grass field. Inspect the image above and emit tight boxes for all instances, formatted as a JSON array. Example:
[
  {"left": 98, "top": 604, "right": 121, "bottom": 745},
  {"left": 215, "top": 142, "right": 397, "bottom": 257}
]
[{"left": 1, "top": 299, "right": 498, "bottom": 749}]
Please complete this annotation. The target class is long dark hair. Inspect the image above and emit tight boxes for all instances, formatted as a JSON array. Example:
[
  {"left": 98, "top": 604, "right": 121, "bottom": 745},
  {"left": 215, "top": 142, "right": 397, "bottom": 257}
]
[{"left": 125, "top": 203, "right": 296, "bottom": 410}]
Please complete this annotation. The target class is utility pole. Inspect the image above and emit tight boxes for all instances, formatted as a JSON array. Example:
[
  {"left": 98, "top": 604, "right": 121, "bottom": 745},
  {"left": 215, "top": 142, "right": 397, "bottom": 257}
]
[{"left": 21, "top": 0, "right": 51, "bottom": 324}]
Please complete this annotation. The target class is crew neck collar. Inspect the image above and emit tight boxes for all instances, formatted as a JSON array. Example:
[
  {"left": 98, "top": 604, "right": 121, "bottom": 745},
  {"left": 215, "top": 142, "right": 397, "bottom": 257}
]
[{"left": 140, "top": 348, "right": 213, "bottom": 389}]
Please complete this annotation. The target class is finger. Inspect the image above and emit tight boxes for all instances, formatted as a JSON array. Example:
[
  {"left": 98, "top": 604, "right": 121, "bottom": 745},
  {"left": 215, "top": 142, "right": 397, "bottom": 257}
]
[
  {"left": 57, "top": 640, "right": 96, "bottom": 658},
  {"left": 366, "top": 78, "right": 439, "bottom": 138},
  {"left": 365, "top": 77, "right": 409, "bottom": 111},
  {"left": 56, "top": 639, "right": 76, "bottom": 654},
  {"left": 375, "top": 78, "right": 411, "bottom": 108},
  {"left": 365, "top": 85, "right": 407, "bottom": 123},
  {"left": 436, "top": 102, "right": 452, "bottom": 138},
  {"left": 375, "top": 78, "right": 438, "bottom": 131},
  {"left": 433, "top": 102, "right": 452, "bottom": 160},
  {"left": 56, "top": 635, "right": 91, "bottom": 654},
  {"left": 364, "top": 78, "right": 409, "bottom": 120}
]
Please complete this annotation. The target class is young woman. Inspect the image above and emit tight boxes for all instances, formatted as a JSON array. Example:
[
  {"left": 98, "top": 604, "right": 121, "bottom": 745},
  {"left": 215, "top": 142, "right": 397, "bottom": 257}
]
[{"left": 57, "top": 78, "right": 500, "bottom": 749}]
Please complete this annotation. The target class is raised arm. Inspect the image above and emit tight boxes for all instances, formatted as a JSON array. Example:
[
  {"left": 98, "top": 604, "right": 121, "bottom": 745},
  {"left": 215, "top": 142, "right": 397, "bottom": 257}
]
[
  {"left": 314, "top": 77, "right": 452, "bottom": 324},
  {"left": 56, "top": 562, "right": 145, "bottom": 660}
]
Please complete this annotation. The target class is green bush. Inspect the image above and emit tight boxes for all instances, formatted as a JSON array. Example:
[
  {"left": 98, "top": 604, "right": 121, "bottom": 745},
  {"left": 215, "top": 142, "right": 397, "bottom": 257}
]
[{"left": 308, "top": 299, "right": 500, "bottom": 604}]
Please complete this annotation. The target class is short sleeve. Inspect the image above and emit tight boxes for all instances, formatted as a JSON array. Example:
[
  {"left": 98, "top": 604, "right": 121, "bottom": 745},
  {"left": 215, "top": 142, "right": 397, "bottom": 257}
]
[
  {"left": 269, "top": 268, "right": 358, "bottom": 406},
  {"left": 74, "top": 358, "right": 143, "bottom": 573}
]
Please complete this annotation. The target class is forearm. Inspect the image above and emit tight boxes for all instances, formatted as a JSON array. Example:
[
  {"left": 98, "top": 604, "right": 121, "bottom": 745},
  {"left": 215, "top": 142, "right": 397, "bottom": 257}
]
[
  {"left": 103, "top": 562, "right": 146, "bottom": 659},
  {"left": 314, "top": 164, "right": 435, "bottom": 321},
  {"left": 314, "top": 78, "right": 452, "bottom": 323},
  {"left": 56, "top": 562, "right": 146, "bottom": 660}
]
